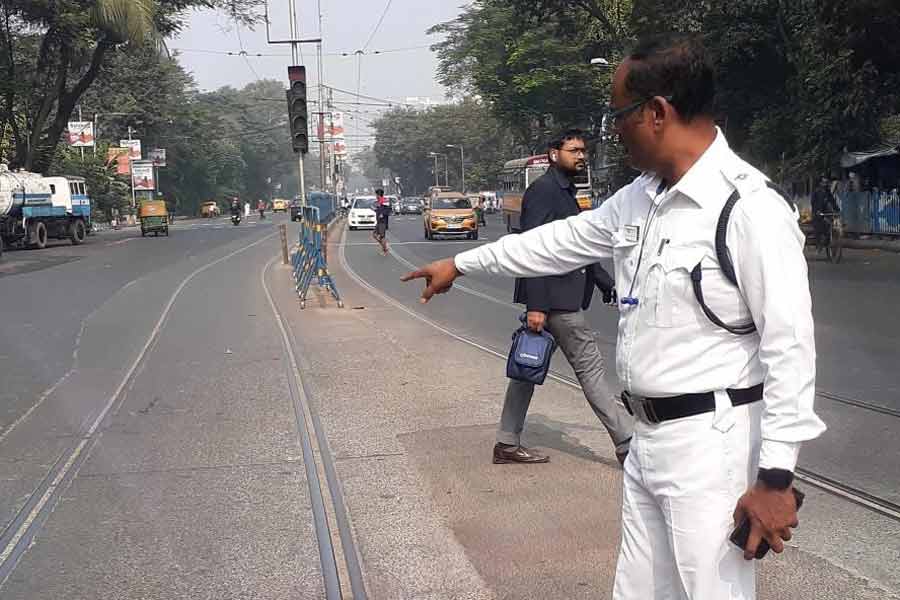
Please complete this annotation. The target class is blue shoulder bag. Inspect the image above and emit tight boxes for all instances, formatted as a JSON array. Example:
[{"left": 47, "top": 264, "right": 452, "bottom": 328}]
[{"left": 506, "top": 313, "right": 557, "bottom": 385}]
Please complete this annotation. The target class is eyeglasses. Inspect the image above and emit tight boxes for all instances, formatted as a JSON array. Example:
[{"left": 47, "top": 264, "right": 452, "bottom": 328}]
[
  {"left": 606, "top": 95, "right": 674, "bottom": 123},
  {"left": 559, "top": 147, "right": 587, "bottom": 157}
]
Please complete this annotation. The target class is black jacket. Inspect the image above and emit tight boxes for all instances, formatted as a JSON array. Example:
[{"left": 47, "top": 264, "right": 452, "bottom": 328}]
[{"left": 513, "top": 165, "right": 613, "bottom": 312}]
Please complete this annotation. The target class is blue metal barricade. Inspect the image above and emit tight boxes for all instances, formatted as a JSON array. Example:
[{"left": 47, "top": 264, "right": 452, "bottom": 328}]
[
  {"left": 291, "top": 205, "right": 343, "bottom": 309},
  {"left": 840, "top": 191, "right": 900, "bottom": 235}
]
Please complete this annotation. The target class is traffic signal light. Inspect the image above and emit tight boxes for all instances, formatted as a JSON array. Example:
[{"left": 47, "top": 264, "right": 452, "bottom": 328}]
[{"left": 286, "top": 65, "right": 308, "bottom": 154}]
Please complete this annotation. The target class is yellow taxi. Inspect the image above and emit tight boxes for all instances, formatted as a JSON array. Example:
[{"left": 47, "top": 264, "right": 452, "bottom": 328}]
[
  {"left": 424, "top": 192, "right": 479, "bottom": 240},
  {"left": 272, "top": 198, "right": 288, "bottom": 212}
]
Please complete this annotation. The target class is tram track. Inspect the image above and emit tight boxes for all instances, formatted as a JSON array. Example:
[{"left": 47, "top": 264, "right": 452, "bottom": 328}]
[
  {"left": 261, "top": 255, "right": 367, "bottom": 600},
  {"left": 0, "top": 230, "right": 369, "bottom": 598},
  {"left": 0, "top": 232, "right": 279, "bottom": 588},
  {"left": 343, "top": 229, "right": 900, "bottom": 524}
]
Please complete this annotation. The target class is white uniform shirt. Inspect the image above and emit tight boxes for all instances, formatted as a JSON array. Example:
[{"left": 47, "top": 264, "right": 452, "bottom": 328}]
[{"left": 455, "top": 130, "right": 825, "bottom": 471}]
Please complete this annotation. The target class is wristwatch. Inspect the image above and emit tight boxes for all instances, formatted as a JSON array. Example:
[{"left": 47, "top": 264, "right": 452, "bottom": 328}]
[{"left": 757, "top": 467, "right": 794, "bottom": 490}]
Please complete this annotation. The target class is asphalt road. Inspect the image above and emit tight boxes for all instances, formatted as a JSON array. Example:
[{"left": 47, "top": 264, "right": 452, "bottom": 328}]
[
  {"left": 1, "top": 209, "right": 897, "bottom": 598},
  {"left": 0, "top": 215, "right": 327, "bottom": 598},
  {"left": 343, "top": 212, "right": 900, "bottom": 508}
]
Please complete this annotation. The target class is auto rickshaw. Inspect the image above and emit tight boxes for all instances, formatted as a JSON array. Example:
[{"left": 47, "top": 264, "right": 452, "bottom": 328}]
[
  {"left": 139, "top": 200, "right": 170, "bottom": 237},
  {"left": 200, "top": 201, "right": 220, "bottom": 218}
]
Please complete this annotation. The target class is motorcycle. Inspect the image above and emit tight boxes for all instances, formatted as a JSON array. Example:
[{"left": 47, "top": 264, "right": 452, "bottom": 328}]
[{"left": 231, "top": 213, "right": 242, "bottom": 226}]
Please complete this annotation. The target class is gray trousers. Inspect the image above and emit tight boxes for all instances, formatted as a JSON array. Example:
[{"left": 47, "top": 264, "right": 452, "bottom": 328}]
[{"left": 497, "top": 310, "right": 634, "bottom": 451}]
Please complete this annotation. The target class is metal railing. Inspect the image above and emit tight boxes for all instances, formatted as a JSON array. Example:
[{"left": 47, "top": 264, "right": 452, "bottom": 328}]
[
  {"left": 839, "top": 190, "right": 900, "bottom": 235},
  {"left": 291, "top": 205, "right": 343, "bottom": 309}
]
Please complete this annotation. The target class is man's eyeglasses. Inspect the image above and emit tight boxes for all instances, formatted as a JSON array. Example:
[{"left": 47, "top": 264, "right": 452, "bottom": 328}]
[
  {"left": 606, "top": 95, "right": 674, "bottom": 123},
  {"left": 559, "top": 147, "right": 587, "bottom": 157}
]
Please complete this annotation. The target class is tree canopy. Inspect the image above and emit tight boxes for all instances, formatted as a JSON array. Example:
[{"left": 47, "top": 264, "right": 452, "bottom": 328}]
[
  {"left": 0, "top": 0, "right": 263, "bottom": 172},
  {"left": 371, "top": 99, "right": 519, "bottom": 194},
  {"left": 429, "top": 0, "right": 900, "bottom": 180}
]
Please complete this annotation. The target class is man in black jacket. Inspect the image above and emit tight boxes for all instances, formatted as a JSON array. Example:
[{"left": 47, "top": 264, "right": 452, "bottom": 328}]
[{"left": 494, "top": 129, "right": 634, "bottom": 465}]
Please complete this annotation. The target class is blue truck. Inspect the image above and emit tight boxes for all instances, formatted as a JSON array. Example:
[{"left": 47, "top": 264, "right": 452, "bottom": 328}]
[{"left": 0, "top": 165, "right": 92, "bottom": 257}]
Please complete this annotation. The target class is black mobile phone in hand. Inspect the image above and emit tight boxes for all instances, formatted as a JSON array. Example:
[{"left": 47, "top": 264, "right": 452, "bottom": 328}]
[{"left": 730, "top": 488, "right": 805, "bottom": 559}]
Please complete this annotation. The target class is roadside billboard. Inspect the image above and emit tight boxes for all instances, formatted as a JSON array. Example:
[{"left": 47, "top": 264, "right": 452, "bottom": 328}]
[
  {"left": 67, "top": 121, "right": 95, "bottom": 147},
  {"left": 119, "top": 139, "right": 142, "bottom": 160},
  {"left": 149, "top": 148, "right": 166, "bottom": 167},
  {"left": 107, "top": 147, "right": 131, "bottom": 175},
  {"left": 131, "top": 160, "right": 155, "bottom": 190}
]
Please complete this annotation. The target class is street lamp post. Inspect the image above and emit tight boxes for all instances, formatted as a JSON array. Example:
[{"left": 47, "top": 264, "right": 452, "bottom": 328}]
[
  {"left": 446, "top": 144, "right": 465, "bottom": 193},
  {"left": 428, "top": 152, "right": 439, "bottom": 187},
  {"left": 429, "top": 152, "right": 448, "bottom": 187}
]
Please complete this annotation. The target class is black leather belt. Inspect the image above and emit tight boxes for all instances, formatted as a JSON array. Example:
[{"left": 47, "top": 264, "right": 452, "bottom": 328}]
[{"left": 621, "top": 383, "right": 763, "bottom": 424}]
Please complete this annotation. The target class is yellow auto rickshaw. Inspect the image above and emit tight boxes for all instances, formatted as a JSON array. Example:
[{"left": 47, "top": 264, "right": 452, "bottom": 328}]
[
  {"left": 139, "top": 200, "right": 170, "bottom": 237},
  {"left": 200, "top": 201, "right": 220, "bottom": 218}
]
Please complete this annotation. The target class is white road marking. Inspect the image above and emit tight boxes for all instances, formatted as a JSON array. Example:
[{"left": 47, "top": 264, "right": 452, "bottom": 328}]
[{"left": 0, "top": 231, "right": 278, "bottom": 575}]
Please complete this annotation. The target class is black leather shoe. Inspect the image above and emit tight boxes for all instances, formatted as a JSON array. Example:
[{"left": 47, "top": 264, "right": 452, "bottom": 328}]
[{"left": 492, "top": 443, "right": 549, "bottom": 464}]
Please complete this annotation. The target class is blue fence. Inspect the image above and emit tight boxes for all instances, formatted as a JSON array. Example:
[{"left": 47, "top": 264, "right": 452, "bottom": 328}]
[
  {"left": 307, "top": 191, "right": 336, "bottom": 224},
  {"left": 291, "top": 205, "right": 343, "bottom": 309},
  {"left": 840, "top": 191, "right": 900, "bottom": 235}
]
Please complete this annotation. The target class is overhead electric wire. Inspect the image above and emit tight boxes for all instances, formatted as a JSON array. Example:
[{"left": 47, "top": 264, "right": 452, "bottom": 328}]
[{"left": 362, "top": 0, "right": 394, "bottom": 51}]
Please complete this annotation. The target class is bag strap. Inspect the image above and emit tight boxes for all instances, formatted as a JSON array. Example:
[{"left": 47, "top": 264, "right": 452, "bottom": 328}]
[{"left": 691, "top": 181, "right": 794, "bottom": 336}]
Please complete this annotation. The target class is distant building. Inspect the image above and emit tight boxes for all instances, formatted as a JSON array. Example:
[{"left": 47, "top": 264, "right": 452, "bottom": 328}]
[{"left": 403, "top": 96, "right": 447, "bottom": 109}]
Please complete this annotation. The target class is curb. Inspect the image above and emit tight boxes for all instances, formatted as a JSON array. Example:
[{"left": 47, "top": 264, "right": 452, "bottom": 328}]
[{"left": 843, "top": 239, "right": 900, "bottom": 253}]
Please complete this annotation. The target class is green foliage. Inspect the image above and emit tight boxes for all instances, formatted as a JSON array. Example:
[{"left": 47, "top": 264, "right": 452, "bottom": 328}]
[
  {"left": 430, "top": 0, "right": 900, "bottom": 181},
  {"left": 0, "top": 0, "right": 263, "bottom": 172},
  {"left": 371, "top": 99, "right": 519, "bottom": 194}
]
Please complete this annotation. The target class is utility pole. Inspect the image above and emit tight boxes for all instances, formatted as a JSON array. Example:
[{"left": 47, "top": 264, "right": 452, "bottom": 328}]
[{"left": 317, "top": 0, "right": 327, "bottom": 193}]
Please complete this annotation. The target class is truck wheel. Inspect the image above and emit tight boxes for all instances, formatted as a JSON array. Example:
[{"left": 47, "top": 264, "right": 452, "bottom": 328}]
[
  {"left": 28, "top": 221, "right": 48, "bottom": 249},
  {"left": 70, "top": 219, "right": 86, "bottom": 245}
]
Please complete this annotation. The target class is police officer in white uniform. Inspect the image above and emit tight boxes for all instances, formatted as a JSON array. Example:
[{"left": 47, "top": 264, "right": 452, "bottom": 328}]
[{"left": 403, "top": 34, "right": 825, "bottom": 599}]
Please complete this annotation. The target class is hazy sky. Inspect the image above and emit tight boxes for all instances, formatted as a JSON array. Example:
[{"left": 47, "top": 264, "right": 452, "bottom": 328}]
[{"left": 173, "top": 1, "right": 463, "bottom": 106}]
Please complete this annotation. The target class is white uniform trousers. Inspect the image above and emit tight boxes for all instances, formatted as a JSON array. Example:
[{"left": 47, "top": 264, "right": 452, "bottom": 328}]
[{"left": 613, "top": 396, "right": 763, "bottom": 600}]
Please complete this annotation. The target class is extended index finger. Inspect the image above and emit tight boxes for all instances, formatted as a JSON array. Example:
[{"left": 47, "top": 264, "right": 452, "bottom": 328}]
[{"left": 401, "top": 269, "right": 427, "bottom": 282}]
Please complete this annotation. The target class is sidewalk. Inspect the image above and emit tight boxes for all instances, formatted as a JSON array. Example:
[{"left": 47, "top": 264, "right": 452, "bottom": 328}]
[{"left": 269, "top": 227, "right": 899, "bottom": 599}]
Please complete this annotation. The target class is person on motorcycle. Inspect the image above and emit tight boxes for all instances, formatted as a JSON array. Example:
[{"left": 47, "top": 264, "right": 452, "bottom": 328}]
[
  {"left": 230, "top": 198, "right": 241, "bottom": 216},
  {"left": 257, "top": 199, "right": 266, "bottom": 219}
]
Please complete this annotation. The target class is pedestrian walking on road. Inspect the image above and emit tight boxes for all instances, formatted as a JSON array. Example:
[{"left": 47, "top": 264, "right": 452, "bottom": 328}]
[
  {"left": 494, "top": 128, "right": 633, "bottom": 466},
  {"left": 403, "top": 34, "right": 825, "bottom": 600},
  {"left": 373, "top": 188, "right": 390, "bottom": 255},
  {"left": 257, "top": 199, "right": 266, "bottom": 220}
]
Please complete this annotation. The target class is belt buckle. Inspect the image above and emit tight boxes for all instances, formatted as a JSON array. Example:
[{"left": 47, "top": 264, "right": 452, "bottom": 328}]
[{"left": 633, "top": 395, "right": 661, "bottom": 424}]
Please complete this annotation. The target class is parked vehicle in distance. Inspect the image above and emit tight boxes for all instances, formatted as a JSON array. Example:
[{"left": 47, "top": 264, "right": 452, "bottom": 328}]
[
  {"left": 400, "top": 197, "right": 423, "bottom": 214},
  {"left": 272, "top": 198, "right": 288, "bottom": 212}
]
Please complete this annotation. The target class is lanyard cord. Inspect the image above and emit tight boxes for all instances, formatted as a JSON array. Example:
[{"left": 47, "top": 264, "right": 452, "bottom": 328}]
[{"left": 621, "top": 181, "right": 667, "bottom": 305}]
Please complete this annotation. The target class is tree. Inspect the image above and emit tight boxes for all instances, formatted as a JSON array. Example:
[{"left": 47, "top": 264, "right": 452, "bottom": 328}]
[
  {"left": 430, "top": 0, "right": 900, "bottom": 183},
  {"left": 371, "top": 99, "right": 518, "bottom": 194},
  {"left": 429, "top": 1, "right": 617, "bottom": 151},
  {"left": 0, "top": 0, "right": 262, "bottom": 172}
]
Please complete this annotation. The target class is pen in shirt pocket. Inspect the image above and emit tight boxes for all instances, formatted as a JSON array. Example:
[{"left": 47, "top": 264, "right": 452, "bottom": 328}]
[{"left": 657, "top": 238, "right": 671, "bottom": 256}]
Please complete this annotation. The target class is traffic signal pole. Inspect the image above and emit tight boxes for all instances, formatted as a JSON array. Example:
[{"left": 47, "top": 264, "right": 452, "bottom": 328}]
[
  {"left": 287, "top": 0, "right": 306, "bottom": 207},
  {"left": 265, "top": 0, "right": 321, "bottom": 207}
]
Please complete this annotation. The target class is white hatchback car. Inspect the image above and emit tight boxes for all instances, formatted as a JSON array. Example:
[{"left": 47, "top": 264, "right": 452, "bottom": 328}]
[{"left": 348, "top": 196, "right": 377, "bottom": 230}]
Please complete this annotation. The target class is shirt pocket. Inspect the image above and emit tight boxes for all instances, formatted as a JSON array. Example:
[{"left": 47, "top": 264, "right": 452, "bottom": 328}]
[
  {"left": 642, "top": 246, "right": 706, "bottom": 328},
  {"left": 612, "top": 236, "right": 639, "bottom": 292},
  {"left": 644, "top": 246, "right": 753, "bottom": 329}
]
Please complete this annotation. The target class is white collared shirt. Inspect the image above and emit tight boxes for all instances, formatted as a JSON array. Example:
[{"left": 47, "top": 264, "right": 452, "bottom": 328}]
[{"left": 455, "top": 130, "right": 825, "bottom": 471}]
